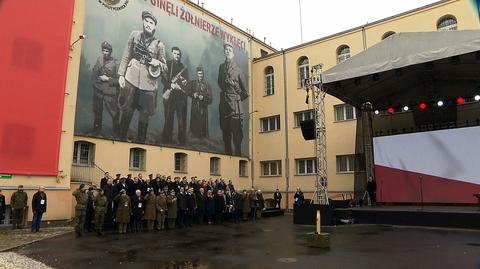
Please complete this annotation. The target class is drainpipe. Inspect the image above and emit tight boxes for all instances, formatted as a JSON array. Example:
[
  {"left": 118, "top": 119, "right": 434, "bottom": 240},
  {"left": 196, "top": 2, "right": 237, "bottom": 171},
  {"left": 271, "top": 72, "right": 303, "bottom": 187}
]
[
  {"left": 282, "top": 50, "right": 290, "bottom": 209},
  {"left": 249, "top": 38, "right": 255, "bottom": 189}
]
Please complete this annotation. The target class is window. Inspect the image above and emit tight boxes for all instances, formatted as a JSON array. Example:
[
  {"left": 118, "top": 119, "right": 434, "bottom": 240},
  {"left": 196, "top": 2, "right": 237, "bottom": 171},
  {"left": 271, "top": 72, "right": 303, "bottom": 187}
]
[
  {"left": 437, "top": 15, "right": 457, "bottom": 31},
  {"left": 129, "top": 148, "right": 146, "bottom": 170},
  {"left": 210, "top": 157, "right": 220, "bottom": 175},
  {"left": 174, "top": 152, "right": 187, "bottom": 172},
  {"left": 294, "top": 110, "right": 313, "bottom": 127},
  {"left": 297, "top": 56, "right": 309, "bottom": 88},
  {"left": 335, "top": 104, "right": 357, "bottom": 122},
  {"left": 336, "top": 155, "right": 355, "bottom": 173},
  {"left": 264, "top": 66, "right": 274, "bottom": 96},
  {"left": 261, "top": 160, "right": 281, "bottom": 176},
  {"left": 239, "top": 160, "right": 248, "bottom": 177},
  {"left": 337, "top": 45, "right": 350, "bottom": 63},
  {"left": 296, "top": 158, "right": 317, "bottom": 175},
  {"left": 73, "top": 141, "right": 94, "bottom": 165},
  {"left": 382, "top": 31, "right": 395, "bottom": 40},
  {"left": 260, "top": 115, "right": 280, "bottom": 132}
]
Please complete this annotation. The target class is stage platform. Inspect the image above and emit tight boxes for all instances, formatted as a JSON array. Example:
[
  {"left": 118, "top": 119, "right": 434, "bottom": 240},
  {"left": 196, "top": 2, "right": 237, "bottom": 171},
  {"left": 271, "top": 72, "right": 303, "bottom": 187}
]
[{"left": 335, "top": 205, "right": 480, "bottom": 229}]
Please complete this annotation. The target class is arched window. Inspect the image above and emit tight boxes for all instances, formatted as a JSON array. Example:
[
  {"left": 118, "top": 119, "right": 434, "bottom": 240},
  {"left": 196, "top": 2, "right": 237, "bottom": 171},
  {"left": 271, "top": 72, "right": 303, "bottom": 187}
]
[
  {"left": 297, "top": 56, "right": 309, "bottom": 88},
  {"left": 210, "top": 157, "right": 221, "bottom": 175},
  {"left": 381, "top": 31, "right": 396, "bottom": 40},
  {"left": 437, "top": 15, "right": 457, "bottom": 31},
  {"left": 264, "top": 66, "right": 274, "bottom": 96},
  {"left": 73, "top": 141, "right": 95, "bottom": 166},
  {"left": 337, "top": 45, "right": 350, "bottom": 63},
  {"left": 130, "top": 148, "right": 146, "bottom": 170},
  {"left": 174, "top": 152, "right": 187, "bottom": 172}
]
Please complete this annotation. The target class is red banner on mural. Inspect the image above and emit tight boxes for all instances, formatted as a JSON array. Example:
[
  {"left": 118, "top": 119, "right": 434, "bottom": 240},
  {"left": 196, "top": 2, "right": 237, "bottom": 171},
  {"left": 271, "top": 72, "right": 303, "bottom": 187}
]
[{"left": 0, "top": 0, "right": 75, "bottom": 176}]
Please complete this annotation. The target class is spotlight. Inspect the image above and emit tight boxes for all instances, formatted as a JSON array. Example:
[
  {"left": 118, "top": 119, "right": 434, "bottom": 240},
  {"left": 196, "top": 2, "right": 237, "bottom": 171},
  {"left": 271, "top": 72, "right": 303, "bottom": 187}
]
[
  {"left": 437, "top": 100, "right": 444, "bottom": 107},
  {"left": 387, "top": 107, "right": 394, "bottom": 114},
  {"left": 475, "top": 95, "right": 480, "bottom": 101},
  {"left": 403, "top": 106, "right": 409, "bottom": 111},
  {"left": 374, "top": 110, "right": 379, "bottom": 115},
  {"left": 457, "top": 97, "right": 465, "bottom": 104},
  {"left": 419, "top": 103, "right": 427, "bottom": 110}
]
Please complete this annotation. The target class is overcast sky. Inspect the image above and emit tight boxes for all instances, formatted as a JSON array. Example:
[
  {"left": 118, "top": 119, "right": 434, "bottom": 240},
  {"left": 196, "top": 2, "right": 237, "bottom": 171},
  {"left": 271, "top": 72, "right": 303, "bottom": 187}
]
[{"left": 197, "top": 0, "right": 438, "bottom": 49}]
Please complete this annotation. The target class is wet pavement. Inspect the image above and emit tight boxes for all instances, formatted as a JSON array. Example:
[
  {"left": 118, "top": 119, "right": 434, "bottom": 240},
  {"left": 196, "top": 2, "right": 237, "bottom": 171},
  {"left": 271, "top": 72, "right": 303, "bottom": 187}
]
[{"left": 15, "top": 215, "right": 480, "bottom": 269}]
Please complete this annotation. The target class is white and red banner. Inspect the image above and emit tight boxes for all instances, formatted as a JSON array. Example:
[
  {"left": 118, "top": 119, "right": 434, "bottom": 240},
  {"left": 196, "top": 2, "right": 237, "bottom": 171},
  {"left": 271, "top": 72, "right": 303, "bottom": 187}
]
[{"left": 374, "top": 126, "right": 480, "bottom": 203}]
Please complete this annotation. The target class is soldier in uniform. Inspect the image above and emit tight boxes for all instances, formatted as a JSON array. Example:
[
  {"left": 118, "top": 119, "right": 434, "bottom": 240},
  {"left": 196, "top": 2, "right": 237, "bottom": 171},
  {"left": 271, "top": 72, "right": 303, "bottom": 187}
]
[
  {"left": 166, "top": 190, "right": 178, "bottom": 229},
  {"left": 72, "top": 184, "right": 88, "bottom": 237},
  {"left": 93, "top": 188, "right": 108, "bottom": 236},
  {"left": 242, "top": 189, "right": 251, "bottom": 221},
  {"left": 187, "top": 66, "right": 213, "bottom": 139},
  {"left": 91, "top": 42, "right": 120, "bottom": 136},
  {"left": 10, "top": 185, "right": 28, "bottom": 229},
  {"left": 161, "top": 47, "right": 189, "bottom": 145},
  {"left": 144, "top": 188, "right": 156, "bottom": 231},
  {"left": 155, "top": 187, "right": 168, "bottom": 230},
  {"left": 114, "top": 189, "right": 131, "bottom": 234},
  {"left": 217, "top": 43, "right": 248, "bottom": 156},
  {"left": 117, "top": 10, "right": 167, "bottom": 143}
]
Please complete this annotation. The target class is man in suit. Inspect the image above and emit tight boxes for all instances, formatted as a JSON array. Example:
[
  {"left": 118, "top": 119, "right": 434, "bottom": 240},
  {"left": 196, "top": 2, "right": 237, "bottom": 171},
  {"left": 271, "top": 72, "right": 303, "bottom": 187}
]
[
  {"left": 31, "top": 186, "right": 47, "bottom": 233},
  {"left": 274, "top": 189, "right": 282, "bottom": 209}
]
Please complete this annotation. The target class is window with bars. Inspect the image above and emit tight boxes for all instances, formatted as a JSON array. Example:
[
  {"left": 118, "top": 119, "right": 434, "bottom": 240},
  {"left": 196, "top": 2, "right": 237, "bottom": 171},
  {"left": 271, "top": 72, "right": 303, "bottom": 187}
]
[
  {"left": 73, "top": 141, "right": 94, "bottom": 165},
  {"left": 296, "top": 158, "right": 317, "bottom": 175},
  {"left": 239, "top": 160, "right": 248, "bottom": 177},
  {"left": 334, "top": 104, "right": 357, "bottom": 122},
  {"left": 337, "top": 45, "right": 350, "bottom": 63},
  {"left": 437, "top": 16, "right": 457, "bottom": 31},
  {"left": 265, "top": 66, "right": 274, "bottom": 96},
  {"left": 210, "top": 157, "right": 220, "bottom": 175},
  {"left": 129, "top": 148, "right": 146, "bottom": 170},
  {"left": 174, "top": 152, "right": 187, "bottom": 172},
  {"left": 294, "top": 110, "right": 313, "bottom": 127},
  {"left": 261, "top": 160, "right": 281, "bottom": 176},
  {"left": 260, "top": 115, "right": 280, "bottom": 132},
  {"left": 297, "top": 56, "right": 309, "bottom": 88}
]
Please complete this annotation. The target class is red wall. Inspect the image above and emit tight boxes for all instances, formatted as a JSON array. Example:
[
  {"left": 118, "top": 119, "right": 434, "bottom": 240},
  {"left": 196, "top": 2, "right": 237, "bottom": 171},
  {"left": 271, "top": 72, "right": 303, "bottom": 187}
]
[{"left": 0, "top": 0, "right": 75, "bottom": 175}]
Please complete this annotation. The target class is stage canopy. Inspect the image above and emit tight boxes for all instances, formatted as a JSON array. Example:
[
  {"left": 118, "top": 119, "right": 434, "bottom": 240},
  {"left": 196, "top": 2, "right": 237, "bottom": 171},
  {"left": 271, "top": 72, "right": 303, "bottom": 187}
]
[{"left": 321, "top": 30, "right": 480, "bottom": 108}]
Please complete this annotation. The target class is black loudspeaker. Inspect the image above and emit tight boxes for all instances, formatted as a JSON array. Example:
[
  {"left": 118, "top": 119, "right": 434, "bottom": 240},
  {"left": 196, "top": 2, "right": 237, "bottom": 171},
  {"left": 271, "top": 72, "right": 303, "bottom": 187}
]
[{"left": 300, "top": 119, "right": 315, "bottom": 140}]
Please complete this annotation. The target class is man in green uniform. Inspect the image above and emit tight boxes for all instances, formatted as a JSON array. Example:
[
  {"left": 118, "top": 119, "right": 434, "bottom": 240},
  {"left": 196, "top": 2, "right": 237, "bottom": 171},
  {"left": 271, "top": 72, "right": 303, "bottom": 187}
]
[
  {"left": 72, "top": 184, "right": 88, "bottom": 237},
  {"left": 155, "top": 187, "right": 168, "bottom": 230},
  {"left": 166, "top": 190, "right": 177, "bottom": 229},
  {"left": 114, "top": 189, "right": 131, "bottom": 234},
  {"left": 10, "top": 185, "right": 28, "bottom": 229},
  {"left": 144, "top": 188, "right": 156, "bottom": 231},
  {"left": 94, "top": 188, "right": 108, "bottom": 236}
]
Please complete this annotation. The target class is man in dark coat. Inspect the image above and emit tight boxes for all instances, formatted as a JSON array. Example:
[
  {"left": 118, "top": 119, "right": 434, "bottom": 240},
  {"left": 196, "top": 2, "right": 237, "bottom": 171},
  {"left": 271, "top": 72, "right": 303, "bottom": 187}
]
[
  {"left": 214, "top": 190, "right": 226, "bottom": 224},
  {"left": 94, "top": 188, "right": 108, "bottom": 236},
  {"left": 294, "top": 187, "right": 305, "bottom": 206},
  {"left": 274, "top": 189, "right": 282, "bottom": 209},
  {"left": 84, "top": 187, "right": 95, "bottom": 232},
  {"left": 367, "top": 176, "right": 377, "bottom": 206},
  {"left": 186, "top": 188, "right": 196, "bottom": 227},
  {"left": 11, "top": 185, "right": 28, "bottom": 229},
  {"left": 217, "top": 43, "right": 248, "bottom": 156},
  {"left": 101, "top": 177, "right": 116, "bottom": 228},
  {"left": 187, "top": 66, "right": 212, "bottom": 139},
  {"left": 232, "top": 190, "right": 242, "bottom": 223},
  {"left": 166, "top": 190, "right": 177, "bottom": 229},
  {"left": 195, "top": 188, "right": 206, "bottom": 224},
  {"left": 176, "top": 187, "right": 187, "bottom": 228},
  {"left": 100, "top": 172, "right": 111, "bottom": 190},
  {"left": 130, "top": 190, "right": 145, "bottom": 233},
  {"left": 31, "top": 186, "right": 47, "bottom": 233}
]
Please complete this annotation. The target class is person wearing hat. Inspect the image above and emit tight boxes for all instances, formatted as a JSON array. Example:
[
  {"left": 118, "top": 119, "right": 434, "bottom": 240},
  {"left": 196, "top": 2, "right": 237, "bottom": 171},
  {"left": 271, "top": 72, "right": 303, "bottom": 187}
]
[
  {"left": 155, "top": 187, "right": 168, "bottom": 230},
  {"left": 93, "top": 188, "right": 108, "bottom": 236},
  {"left": 101, "top": 177, "right": 116, "bottom": 228},
  {"left": 217, "top": 43, "right": 248, "bottom": 156},
  {"left": 113, "top": 189, "right": 131, "bottom": 234},
  {"left": 187, "top": 65, "right": 213, "bottom": 139},
  {"left": 31, "top": 186, "right": 47, "bottom": 233},
  {"left": 10, "top": 185, "right": 28, "bottom": 229},
  {"left": 118, "top": 10, "right": 167, "bottom": 143},
  {"left": 91, "top": 41, "right": 120, "bottom": 137},
  {"left": 166, "top": 189, "right": 177, "bottom": 229},
  {"left": 144, "top": 188, "right": 156, "bottom": 231},
  {"left": 72, "top": 184, "right": 88, "bottom": 237}
]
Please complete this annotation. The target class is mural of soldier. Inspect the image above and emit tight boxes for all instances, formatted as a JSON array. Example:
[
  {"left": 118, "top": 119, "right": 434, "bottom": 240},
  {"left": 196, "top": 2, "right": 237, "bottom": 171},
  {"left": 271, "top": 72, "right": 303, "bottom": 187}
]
[
  {"left": 187, "top": 66, "right": 213, "bottom": 139},
  {"left": 161, "top": 47, "right": 189, "bottom": 145},
  {"left": 217, "top": 43, "right": 248, "bottom": 156},
  {"left": 91, "top": 41, "right": 119, "bottom": 137},
  {"left": 117, "top": 10, "right": 167, "bottom": 143}
]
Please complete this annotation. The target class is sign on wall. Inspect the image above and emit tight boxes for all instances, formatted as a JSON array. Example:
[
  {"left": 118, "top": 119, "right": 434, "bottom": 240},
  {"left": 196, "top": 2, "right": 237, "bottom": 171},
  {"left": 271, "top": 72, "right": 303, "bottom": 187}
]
[{"left": 75, "top": 0, "right": 250, "bottom": 156}]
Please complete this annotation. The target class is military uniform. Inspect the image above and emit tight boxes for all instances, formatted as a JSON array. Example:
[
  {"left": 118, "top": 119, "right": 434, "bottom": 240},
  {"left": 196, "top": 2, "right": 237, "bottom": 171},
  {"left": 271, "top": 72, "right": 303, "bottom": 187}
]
[
  {"left": 114, "top": 193, "right": 131, "bottom": 234},
  {"left": 72, "top": 189, "right": 87, "bottom": 236},
  {"left": 166, "top": 193, "right": 177, "bottom": 229},
  {"left": 217, "top": 56, "right": 248, "bottom": 156},
  {"left": 117, "top": 28, "right": 167, "bottom": 142},
  {"left": 187, "top": 75, "right": 213, "bottom": 139},
  {"left": 242, "top": 192, "right": 251, "bottom": 220},
  {"left": 155, "top": 192, "right": 168, "bottom": 230},
  {"left": 91, "top": 41, "right": 120, "bottom": 135},
  {"left": 10, "top": 190, "right": 28, "bottom": 229},
  {"left": 93, "top": 193, "right": 108, "bottom": 234},
  {"left": 144, "top": 192, "right": 156, "bottom": 231}
]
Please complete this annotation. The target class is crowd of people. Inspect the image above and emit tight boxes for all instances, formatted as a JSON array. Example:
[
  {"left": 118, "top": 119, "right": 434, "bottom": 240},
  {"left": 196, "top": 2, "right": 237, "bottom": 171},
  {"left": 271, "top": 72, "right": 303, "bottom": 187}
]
[{"left": 72, "top": 172, "right": 272, "bottom": 237}]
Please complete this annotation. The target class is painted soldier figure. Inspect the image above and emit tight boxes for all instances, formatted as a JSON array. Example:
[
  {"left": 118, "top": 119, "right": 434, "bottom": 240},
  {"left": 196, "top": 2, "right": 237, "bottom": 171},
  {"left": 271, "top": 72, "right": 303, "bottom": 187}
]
[
  {"left": 161, "top": 47, "right": 189, "bottom": 145},
  {"left": 91, "top": 41, "right": 120, "bottom": 136},
  {"left": 118, "top": 10, "right": 167, "bottom": 143},
  {"left": 217, "top": 43, "right": 248, "bottom": 156},
  {"left": 72, "top": 184, "right": 88, "bottom": 237},
  {"left": 10, "top": 185, "right": 28, "bottom": 229},
  {"left": 187, "top": 66, "right": 213, "bottom": 139}
]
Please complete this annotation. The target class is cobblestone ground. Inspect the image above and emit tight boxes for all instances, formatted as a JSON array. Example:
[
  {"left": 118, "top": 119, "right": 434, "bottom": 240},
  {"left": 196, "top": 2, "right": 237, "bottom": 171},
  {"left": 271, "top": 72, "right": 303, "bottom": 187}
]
[
  {"left": 0, "top": 227, "right": 73, "bottom": 252},
  {"left": 0, "top": 252, "right": 52, "bottom": 269}
]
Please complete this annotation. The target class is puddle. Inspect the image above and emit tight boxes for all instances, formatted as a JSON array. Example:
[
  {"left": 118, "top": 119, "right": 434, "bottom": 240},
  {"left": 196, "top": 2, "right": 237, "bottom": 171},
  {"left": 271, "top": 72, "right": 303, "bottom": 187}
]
[{"left": 277, "top": 257, "right": 298, "bottom": 263}]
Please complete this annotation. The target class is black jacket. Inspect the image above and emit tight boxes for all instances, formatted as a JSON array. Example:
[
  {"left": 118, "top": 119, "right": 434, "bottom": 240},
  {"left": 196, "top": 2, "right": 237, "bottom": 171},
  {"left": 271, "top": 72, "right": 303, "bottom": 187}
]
[
  {"left": 176, "top": 193, "right": 187, "bottom": 210},
  {"left": 186, "top": 193, "right": 196, "bottom": 211},
  {"left": 131, "top": 195, "right": 145, "bottom": 219},
  {"left": 32, "top": 191, "right": 47, "bottom": 213},
  {"left": 214, "top": 195, "right": 226, "bottom": 213},
  {"left": 0, "top": 194, "right": 6, "bottom": 214},
  {"left": 196, "top": 193, "right": 205, "bottom": 211}
]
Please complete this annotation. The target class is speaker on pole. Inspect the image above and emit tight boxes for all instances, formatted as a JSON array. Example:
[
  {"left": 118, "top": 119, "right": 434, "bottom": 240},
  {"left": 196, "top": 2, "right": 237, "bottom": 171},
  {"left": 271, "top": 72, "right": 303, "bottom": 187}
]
[{"left": 300, "top": 119, "right": 315, "bottom": 140}]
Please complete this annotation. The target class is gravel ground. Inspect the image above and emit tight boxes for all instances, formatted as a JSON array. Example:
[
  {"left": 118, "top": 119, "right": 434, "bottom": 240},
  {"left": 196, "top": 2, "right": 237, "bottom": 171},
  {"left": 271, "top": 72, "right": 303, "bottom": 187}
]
[{"left": 0, "top": 252, "right": 52, "bottom": 269}]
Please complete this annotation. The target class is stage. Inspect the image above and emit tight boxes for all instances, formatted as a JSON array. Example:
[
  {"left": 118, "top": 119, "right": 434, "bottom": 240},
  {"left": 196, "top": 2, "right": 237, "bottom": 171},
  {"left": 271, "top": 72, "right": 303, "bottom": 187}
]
[{"left": 335, "top": 205, "right": 480, "bottom": 229}]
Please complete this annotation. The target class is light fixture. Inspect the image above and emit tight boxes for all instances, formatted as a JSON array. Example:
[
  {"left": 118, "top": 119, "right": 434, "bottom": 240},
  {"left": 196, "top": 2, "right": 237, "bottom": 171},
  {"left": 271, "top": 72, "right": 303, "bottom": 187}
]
[
  {"left": 437, "top": 100, "right": 444, "bottom": 107},
  {"left": 419, "top": 103, "right": 427, "bottom": 110},
  {"left": 387, "top": 107, "right": 394, "bottom": 114},
  {"left": 475, "top": 95, "right": 480, "bottom": 101},
  {"left": 457, "top": 97, "right": 465, "bottom": 104},
  {"left": 403, "top": 106, "right": 409, "bottom": 111},
  {"left": 374, "top": 110, "right": 380, "bottom": 115},
  {"left": 70, "top": 34, "right": 86, "bottom": 50}
]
